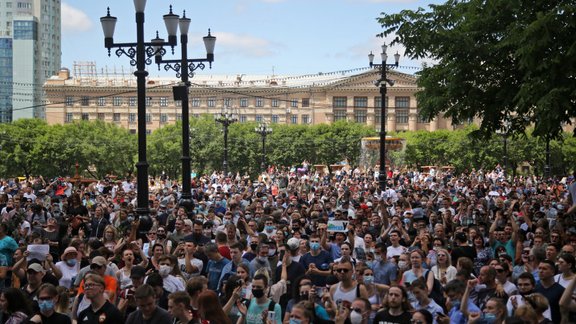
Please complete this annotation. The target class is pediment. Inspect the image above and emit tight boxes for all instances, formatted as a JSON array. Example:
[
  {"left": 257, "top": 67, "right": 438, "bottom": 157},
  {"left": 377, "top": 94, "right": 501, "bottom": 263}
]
[{"left": 326, "top": 69, "right": 418, "bottom": 90}]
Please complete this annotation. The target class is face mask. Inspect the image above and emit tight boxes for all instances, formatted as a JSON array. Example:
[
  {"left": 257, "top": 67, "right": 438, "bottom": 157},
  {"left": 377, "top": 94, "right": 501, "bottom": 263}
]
[
  {"left": 374, "top": 255, "right": 382, "bottom": 263},
  {"left": 268, "top": 249, "right": 276, "bottom": 257},
  {"left": 363, "top": 275, "right": 374, "bottom": 285},
  {"left": 310, "top": 242, "right": 320, "bottom": 251},
  {"left": 250, "top": 243, "right": 259, "bottom": 251},
  {"left": 350, "top": 309, "right": 364, "bottom": 324},
  {"left": 289, "top": 319, "right": 302, "bottom": 324},
  {"left": 398, "top": 260, "right": 408, "bottom": 270},
  {"left": 159, "top": 265, "right": 171, "bottom": 278},
  {"left": 252, "top": 288, "right": 265, "bottom": 299},
  {"left": 66, "top": 259, "right": 77, "bottom": 267},
  {"left": 105, "top": 233, "right": 114, "bottom": 241},
  {"left": 365, "top": 261, "right": 374, "bottom": 269},
  {"left": 157, "top": 234, "right": 167, "bottom": 239},
  {"left": 257, "top": 256, "right": 267, "bottom": 263},
  {"left": 300, "top": 292, "right": 309, "bottom": 300},
  {"left": 265, "top": 225, "right": 275, "bottom": 232},
  {"left": 483, "top": 313, "right": 497, "bottom": 324},
  {"left": 38, "top": 300, "right": 55, "bottom": 313}
]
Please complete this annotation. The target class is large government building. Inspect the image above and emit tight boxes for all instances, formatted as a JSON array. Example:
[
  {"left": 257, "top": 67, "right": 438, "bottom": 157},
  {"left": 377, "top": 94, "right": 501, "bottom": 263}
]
[{"left": 44, "top": 63, "right": 458, "bottom": 133}]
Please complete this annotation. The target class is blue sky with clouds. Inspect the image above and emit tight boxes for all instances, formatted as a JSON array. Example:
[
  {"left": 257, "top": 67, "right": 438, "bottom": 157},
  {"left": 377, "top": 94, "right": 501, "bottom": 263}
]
[{"left": 61, "top": 0, "right": 441, "bottom": 77}]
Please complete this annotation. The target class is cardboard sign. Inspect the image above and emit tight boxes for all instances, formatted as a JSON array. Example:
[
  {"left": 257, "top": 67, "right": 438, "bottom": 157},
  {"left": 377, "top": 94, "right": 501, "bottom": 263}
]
[{"left": 327, "top": 220, "right": 348, "bottom": 233}]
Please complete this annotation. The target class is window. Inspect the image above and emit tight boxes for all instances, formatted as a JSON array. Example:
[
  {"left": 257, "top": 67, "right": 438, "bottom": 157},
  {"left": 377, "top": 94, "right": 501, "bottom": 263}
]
[
  {"left": 271, "top": 115, "right": 279, "bottom": 123},
  {"left": 159, "top": 97, "right": 168, "bottom": 107},
  {"left": 333, "top": 109, "right": 347, "bottom": 121},
  {"left": 81, "top": 96, "right": 89, "bottom": 106},
  {"left": 176, "top": 113, "right": 182, "bottom": 121},
  {"left": 396, "top": 109, "right": 409, "bottom": 124},
  {"left": 113, "top": 97, "right": 122, "bottom": 106},
  {"left": 256, "top": 97, "right": 264, "bottom": 107},
  {"left": 160, "top": 113, "right": 168, "bottom": 123},
  {"left": 291, "top": 115, "right": 298, "bottom": 124},
  {"left": 374, "top": 96, "right": 388, "bottom": 108},
  {"left": 395, "top": 96, "right": 410, "bottom": 108},
  {"left": 333, "top": 97, "right": 347, "bottom": 108},
  {"left": 291, "top": 99, "right": 298, "bottom": 108},
  {"left": 207, "top": 97, "right": 216, "bottom": 107},
  {"left": 129, "top": 129, "right": 136, "bottom": 134},
  {"left": 224, "top": 97, "right": 233, "bottom": 107},
  {"left": 129, "top": 113, "right": 136, "bottom": 123},
  {"left": 255, "top": 115, "right": 263, "bottom": 123},
  {"left": 146, "top": 97, "right": 152, "bottom": 107},
  {"left": 239, "top": 115, "right": 247, "bottom": 123},
  {"left": 97, "top": 97, "right": 106, "bottom": 106},
  {"left": 354, "top": 97, "right": 368, "bottom": 108},
  {"left": 302, "top": 114, "right": 310, "bottom": 124},
  {"left": 113, "top": 113, "right": 121, "bottom": 122},
  {"left": 65, "top": 113, "right": 73, "bottom": 123},
  {"left": 129, "top": 97, "right": 136, "bottom": 106},
  {"left": 174, "top": 100, "right": 181, "bottom": 107},
  {"left": 374, "top": 109, "right": 387, "bottom": 128},
  {"left": 302, "top": 98, "right": 310, "bottom": 108},
  {"left": 146, "top": 113, "right": 152, "bottom": 124},
  {"left": 354, "top": 109, "right": 367, "bottom": 123},
  {"left": 191, "top": 97, "right": 200, "bottom": 107},
  {"left": 81, "top": 113, "right": 89, "bottom": 120},
  {"left": 240, "top": 98, "right": 248, "bottom": 107},
  {"left": 271, "top": 99, "right": 279, "bottom": 107},
  {"left": 97, "top": 113, "right": 105, "bottom": 120}
]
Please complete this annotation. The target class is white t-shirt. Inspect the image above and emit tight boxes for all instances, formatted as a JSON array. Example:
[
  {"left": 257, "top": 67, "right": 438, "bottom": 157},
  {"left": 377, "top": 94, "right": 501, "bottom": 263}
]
[
  {"left": 387, "top": 245, "right": 407, "bottom": 259},
  {"left": 178, "top": 257, "right": 203, "bottom": 279},
  {"left": 55, "top": 261, "right": 80, "bottom": 289},
  {"left": 162, "top": 274, "right": 185, "bottom": 293}
]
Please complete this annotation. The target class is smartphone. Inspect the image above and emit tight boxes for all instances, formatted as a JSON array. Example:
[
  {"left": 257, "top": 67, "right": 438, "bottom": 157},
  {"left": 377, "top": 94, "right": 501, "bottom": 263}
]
[{"left": 268, "top": 311, "right": 275, "bottom": 321}]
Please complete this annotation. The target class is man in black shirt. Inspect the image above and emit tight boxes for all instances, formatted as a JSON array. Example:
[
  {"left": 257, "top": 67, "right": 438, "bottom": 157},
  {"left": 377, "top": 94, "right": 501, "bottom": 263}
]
[
  {"left": 451, "top": 232, "right": 476, "bottom": 266},
  {"left": 373, "top": 286, "right": 412, "bottom": 323},
  {"left": 78, "top": 273, "right": 123, "bottom": 324},
  {"left": 28, "top": 283, "right": 72, "bottom": 324},
  {"left": 126, "top": 284, "right": 172, "bottom": 324}
]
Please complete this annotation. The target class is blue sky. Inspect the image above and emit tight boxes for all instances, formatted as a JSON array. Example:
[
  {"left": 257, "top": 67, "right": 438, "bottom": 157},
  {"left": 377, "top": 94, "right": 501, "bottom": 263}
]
[{"left": 61, "top": 0, "right": 441, "bottom": 78}]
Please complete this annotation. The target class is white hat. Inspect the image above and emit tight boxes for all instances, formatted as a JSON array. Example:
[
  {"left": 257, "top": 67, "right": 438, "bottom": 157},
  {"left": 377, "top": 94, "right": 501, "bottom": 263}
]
[{"left": 287, "top": 237, "right": 300, "bottom": 250}]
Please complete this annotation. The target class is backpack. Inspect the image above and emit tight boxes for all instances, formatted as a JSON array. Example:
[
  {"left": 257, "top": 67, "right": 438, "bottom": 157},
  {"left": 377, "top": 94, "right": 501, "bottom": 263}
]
[{"left": 425, "top": 269, "right": 446, "bottom": 311}]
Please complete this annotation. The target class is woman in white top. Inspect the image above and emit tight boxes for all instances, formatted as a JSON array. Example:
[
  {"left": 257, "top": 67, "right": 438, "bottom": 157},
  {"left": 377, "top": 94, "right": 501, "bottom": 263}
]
[
  {"left": 431, "top": 248, "right": 457, "bottom": 286},
  {"left": 554, "top": 253, "right": 576, "bottom": 288},
  {"left": 333, "top": 242, "right": 357, "bottom": 265},
  {"left": 53, "top": 246, "right": 80, "bottom": 289}
]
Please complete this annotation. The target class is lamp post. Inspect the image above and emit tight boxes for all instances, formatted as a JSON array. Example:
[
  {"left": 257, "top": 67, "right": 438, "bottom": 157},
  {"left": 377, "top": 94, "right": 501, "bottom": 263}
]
[
  {"left": 215, "top": 107, "right": 237, "bottom": 176},
  {"left": 255, "top": 122, "right": 272, "bottom": 172},
  {"left": 100, "top": 1, "right": 178, "bottom": 219},
  {"left": 497, "top": 119, "right": 511, "bottom": 178},
  {"left": 369, "top": 42, "right": 400, "bottom": 192},
  {"left": 154, "top": 9, "right": 216, "bottom": 210},
  {"left": 544, "top": 136, "right": 551, "bottom": 178}
]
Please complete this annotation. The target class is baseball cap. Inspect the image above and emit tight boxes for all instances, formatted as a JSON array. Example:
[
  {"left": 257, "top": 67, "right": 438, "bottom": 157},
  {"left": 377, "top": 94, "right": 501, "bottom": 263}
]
[
  {"left": 130, "top": 266, "right": 146, "bottom": 279},
  {"left": 27, "top": 263, "right": 45, "bottom": 273},
  {"left": 91, "top": 256, "right": 107, "bottom": 267},
  {"left": 287, "top": 237, "right": 300, "bottom": 250}
]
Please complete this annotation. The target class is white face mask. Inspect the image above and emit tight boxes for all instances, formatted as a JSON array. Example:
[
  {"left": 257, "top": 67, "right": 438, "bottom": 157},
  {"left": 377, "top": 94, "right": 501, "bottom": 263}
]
[
  {"left": 398, "top": 260, "right": 409, "bottom": 270},
  {"left": 350, "top": 310, "right": 364, "bottom": 324},
  {"left": 159, "top": 265, "right": 171, "bottom": 278}
]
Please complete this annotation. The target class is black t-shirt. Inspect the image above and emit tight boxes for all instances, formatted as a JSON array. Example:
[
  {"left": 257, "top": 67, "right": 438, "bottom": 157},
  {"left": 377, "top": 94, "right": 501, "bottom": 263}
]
[
  {"left": 536, "top": 282, "right": 565, "bottom": 324},
  {"left": 78, "top": 300, "right": 123, "bottom": 324},
  {"left": 373, "top": 309, "right": 412, "bottom": 324},
  {"left": 37, "top": 312, "right": 72, "bottom": 324},
  {"left": 451, "top": 245, "right": 477, "bottom": 266}
]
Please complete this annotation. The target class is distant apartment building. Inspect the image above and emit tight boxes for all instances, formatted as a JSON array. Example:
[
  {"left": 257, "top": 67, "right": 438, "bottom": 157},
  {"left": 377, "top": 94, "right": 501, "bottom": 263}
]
[
  {"left": 0, "top": 0, "right": 61, "bottom": 122},
  {"left": 44, "top": 64, "right": 461, "bottom": 133}
]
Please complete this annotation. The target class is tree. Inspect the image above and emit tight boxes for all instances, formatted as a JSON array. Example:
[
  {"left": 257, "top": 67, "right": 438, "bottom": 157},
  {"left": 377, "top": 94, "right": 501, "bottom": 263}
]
[{"left": 377, "top": 0, "right": 576, "bottom": 139}]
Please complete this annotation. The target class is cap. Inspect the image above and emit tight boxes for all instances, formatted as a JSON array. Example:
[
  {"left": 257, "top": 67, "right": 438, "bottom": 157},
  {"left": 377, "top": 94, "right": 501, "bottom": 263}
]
[
  {"left": 130, "top": 266, "right": 146, "bottom": 279},
  {"left": 91, "top": 256, "right": 107, "bottom": 267},
  {"left": 61, "top": 246, "right": 78, "bottom": 260},
  {"left": 287, "top": 237, "right": 300, "bottom": 250},
  {"left": 27, "top": 263, "right": 45, "bottom": 273}
]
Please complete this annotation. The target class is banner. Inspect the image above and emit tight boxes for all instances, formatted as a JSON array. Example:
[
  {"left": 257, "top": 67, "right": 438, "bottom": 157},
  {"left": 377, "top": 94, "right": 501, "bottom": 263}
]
[{"left": 327, "top": 220, "right": 349, "bottom": 233}]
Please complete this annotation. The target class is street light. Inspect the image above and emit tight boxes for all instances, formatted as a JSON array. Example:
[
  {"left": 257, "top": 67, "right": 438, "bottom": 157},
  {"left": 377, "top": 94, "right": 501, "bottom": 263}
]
[
  {"left": 255, "top": 122, "right": 272, "bottom": 172},
  {"left": 544, "top": 136, "right": 551, "bottom": 178},
  {"left": 369, "top": 42, "right": 400, "bottom": 192},
  {"left": 215, "top": 106, "right": 238, "bottom": 176},
  {"left": 100, "top": 1, "right": 178, "bottom": 219},
  {"left": 154, "top": 9, "right": 216, "bottom": 211},
  {"left": 497, "top": 119, "right": 511, "bottom": 178}
]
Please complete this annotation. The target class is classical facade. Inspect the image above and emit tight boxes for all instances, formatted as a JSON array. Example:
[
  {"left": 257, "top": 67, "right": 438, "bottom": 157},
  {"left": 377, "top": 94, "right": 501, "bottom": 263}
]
[{"left": 44, "top": 64, "right": 457, "bottom": 133}]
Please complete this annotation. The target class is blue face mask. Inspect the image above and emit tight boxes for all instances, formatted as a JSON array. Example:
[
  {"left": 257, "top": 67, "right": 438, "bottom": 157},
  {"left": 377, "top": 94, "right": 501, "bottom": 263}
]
[
  {"left": 483, "top": 313, "right": 497, "bottom": 324},
  {"left": 310, "top": 242, "right": 320, "bottom": 251},
  {"left": 39, "top": 300, "right": 55, "bottom": 313},
  {"left": 363, "top": 275, "right": 374, "bottom": 285},
  {"left": 289, "top": 318, "right": 302, "bottom": 324},
  {"left": 66, "top": 259, "right": 77, "bottom": 267},
  {"left": 265, "top": 225, "right": 275, "bottom": 232}
]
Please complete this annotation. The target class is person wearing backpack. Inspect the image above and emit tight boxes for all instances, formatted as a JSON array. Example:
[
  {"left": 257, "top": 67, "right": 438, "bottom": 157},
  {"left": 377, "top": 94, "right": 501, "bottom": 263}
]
[{"left": 237, "top": 273, "right": 282, "bottom": 324}]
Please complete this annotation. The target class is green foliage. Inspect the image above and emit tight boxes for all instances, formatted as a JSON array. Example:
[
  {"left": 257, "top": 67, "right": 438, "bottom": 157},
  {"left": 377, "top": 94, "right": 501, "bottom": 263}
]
[{"left": 378, "top": 0, "right": 576, "bottom": 139}]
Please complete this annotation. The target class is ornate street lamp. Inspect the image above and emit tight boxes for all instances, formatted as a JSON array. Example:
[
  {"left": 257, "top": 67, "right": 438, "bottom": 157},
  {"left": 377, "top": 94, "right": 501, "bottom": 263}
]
[
  {"left": 100, "top": 0, "right": 178, "bottom": 219},
  {"left": 215, "top": 107, "right": 238, "bottom": 176},
  {"left": 255, "top": 122, "right": 272, "bottom": 172},
  {"left": 153, "top": 8, "right": 216, "bottom": 211},
  {"left": 368, "top": 42, "right": 400, "bottom": 192}
]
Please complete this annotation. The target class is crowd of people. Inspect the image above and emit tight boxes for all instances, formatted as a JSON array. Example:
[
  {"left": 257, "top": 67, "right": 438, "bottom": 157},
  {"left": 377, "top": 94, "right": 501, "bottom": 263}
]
[{"left": 0, "top": 165, "right": 574, "bottom": 324}]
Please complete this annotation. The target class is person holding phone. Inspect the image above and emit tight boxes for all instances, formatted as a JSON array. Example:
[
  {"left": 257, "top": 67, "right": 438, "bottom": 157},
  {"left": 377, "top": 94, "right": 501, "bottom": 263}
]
[{"left": 236, "top": 273, "right": 282, "bottom": 324}]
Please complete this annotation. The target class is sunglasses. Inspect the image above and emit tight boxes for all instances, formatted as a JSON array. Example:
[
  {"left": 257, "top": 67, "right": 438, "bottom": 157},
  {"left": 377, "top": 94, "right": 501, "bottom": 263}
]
[
  {"left": 495, "top": 268, "right": 505, "bottom": 273},
  {"left": 351, "top": 308, "right": 363, "bottom": 313},
  {"left": 336, "top": 268, "right": 351, "bottom": 274}
]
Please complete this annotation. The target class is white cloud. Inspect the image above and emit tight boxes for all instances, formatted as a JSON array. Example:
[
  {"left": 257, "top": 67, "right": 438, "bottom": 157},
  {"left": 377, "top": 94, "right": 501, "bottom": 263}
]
[
  {"left": 61, "top": 3, "right": 93, "bottom": 34},
  {"left": 212, "top": 32, "right": 280, "bottom": 58}
]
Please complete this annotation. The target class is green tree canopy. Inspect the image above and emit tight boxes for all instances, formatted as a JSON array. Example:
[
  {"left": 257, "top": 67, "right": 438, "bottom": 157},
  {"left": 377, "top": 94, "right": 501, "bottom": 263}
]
[{"left": 378, "top": 0, "right": 576, "bottom": 139}]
